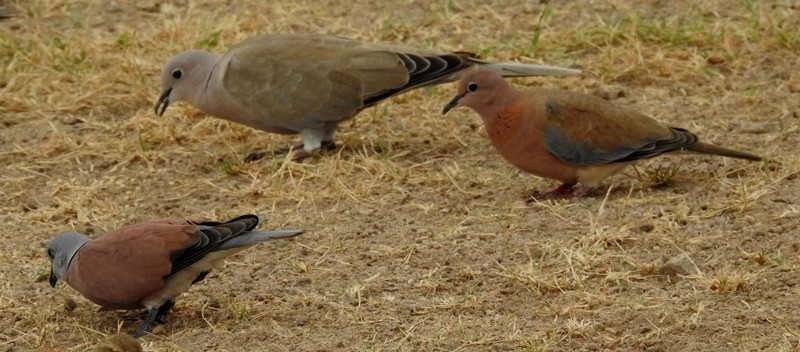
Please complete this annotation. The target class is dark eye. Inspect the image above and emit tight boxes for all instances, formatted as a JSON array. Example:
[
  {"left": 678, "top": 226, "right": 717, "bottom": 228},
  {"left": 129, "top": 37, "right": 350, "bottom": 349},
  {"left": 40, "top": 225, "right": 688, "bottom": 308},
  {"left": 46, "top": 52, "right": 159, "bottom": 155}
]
[
  {"left": 47, "top": 248, "right": 55, "bottom": 259},
  {"left": 172, "top": 69, "right": 183, "bottom": 79},
  {"left": 467, "top": 82, "right": 479, "bottom": 92}
]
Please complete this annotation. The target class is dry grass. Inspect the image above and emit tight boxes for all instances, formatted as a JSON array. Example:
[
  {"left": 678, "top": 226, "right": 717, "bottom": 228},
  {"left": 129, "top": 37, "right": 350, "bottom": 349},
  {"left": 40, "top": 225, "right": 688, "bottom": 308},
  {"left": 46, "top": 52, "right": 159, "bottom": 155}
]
[{"left": 1, "top": 0, "right": 799, "bottom": 351}]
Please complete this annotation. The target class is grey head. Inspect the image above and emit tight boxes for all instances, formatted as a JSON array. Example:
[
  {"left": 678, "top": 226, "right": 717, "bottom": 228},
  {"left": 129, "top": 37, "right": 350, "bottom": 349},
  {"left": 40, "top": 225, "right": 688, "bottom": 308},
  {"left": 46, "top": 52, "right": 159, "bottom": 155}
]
[
  {"left": 46, "top": 231, "right": 90, "bottom": 287},
  {"left": 155, "top": 50, "right": 221, "bottom": 117}
]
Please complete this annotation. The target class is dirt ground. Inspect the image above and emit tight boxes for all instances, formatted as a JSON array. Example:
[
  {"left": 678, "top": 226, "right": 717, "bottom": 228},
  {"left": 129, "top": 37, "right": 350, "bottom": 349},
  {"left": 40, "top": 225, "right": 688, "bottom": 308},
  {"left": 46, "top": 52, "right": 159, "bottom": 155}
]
[{"left": 1, "top": 0, "right": 799, "bottom": 351}]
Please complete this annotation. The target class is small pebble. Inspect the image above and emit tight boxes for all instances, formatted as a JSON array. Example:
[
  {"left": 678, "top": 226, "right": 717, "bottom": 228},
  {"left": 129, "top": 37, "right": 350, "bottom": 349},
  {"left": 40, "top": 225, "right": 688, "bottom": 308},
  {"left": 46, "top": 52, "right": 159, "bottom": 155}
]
[
  {"left": 64, "top": 298, "right": 78, "bottom": 312},
  {"left": 659, "top": 253, "right": 697, "bottom": 277}
]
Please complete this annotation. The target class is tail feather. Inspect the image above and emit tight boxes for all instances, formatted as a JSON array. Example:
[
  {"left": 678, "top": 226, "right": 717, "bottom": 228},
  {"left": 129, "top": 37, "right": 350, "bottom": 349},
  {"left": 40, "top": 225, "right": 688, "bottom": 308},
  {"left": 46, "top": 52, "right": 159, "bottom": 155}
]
[
  {"left": 687, "top": 142, "right": 762, "bottom": 161},
  {"left": 364, "top": 55, "right": 579, "bottom": 107},
  {"left": 475, "top": 60, "right": 582, "bottom": 77},
  {"left": 217, "top": 229, "right": 304, "bottom": 251}
]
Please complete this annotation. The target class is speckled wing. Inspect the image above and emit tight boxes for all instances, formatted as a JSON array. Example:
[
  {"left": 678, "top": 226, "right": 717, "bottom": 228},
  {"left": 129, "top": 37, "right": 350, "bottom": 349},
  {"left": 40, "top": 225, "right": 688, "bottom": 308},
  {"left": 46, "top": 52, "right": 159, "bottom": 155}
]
[{"left": 539, "top": 89, "right": 697, "bottom": 165}]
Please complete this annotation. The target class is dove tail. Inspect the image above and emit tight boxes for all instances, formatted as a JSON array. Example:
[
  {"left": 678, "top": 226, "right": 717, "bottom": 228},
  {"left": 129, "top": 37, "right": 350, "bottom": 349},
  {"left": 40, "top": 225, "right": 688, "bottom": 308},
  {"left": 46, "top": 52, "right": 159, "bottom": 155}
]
[
  {"left": 687, "top": 142, "right": 762, "bottom": 161},
  {"left": 216, "top": 230, "right": 304, "bottom": 251},
  {"left": 476, "top": 61, "right": 581, "bottom": 77}
]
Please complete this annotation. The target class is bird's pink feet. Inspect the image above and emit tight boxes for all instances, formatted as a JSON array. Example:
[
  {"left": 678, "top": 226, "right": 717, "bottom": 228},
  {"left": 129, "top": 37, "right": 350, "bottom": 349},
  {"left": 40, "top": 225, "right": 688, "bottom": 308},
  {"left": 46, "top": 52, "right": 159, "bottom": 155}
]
[
  {"left": 244, "top": 141, "right": 337, "bottom": 163},
  {"left": 289, "top": 141, "right": 337, "bottom": 162}
]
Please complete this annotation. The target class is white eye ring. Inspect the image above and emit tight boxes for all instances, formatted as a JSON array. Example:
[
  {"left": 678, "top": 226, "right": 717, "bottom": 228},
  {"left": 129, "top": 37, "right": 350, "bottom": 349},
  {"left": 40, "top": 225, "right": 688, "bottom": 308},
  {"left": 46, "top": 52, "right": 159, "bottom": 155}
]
[{"left": 467, "top": 82, "right": 479, "bottom": 92}]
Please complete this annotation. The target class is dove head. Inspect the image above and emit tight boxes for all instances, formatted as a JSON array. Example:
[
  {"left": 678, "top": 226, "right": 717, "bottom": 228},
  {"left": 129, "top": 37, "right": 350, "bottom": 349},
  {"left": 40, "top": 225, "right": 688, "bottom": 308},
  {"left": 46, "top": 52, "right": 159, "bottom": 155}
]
[
  {"left": 442, "top": 69, "right": 514, "bottom": 116},
  {"left": 46, "top": 231, "right": 90, "bottom": 287},
  {"left": 155, "top": 50, "right": 221, "bottom": 116}
]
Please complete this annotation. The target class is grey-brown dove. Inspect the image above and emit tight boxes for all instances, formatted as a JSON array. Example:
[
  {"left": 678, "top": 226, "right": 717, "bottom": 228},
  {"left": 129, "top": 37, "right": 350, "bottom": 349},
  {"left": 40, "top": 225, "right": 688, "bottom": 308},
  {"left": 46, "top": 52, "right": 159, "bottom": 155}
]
[
  {"left": 155, "top": 33, "right": 580, "bottom": 161},
  {"left": 46, "top": 214, "right": 303, "bottom": 338},
  {"left": 442, "top": 69, "right": 762, "bottom": 199}
]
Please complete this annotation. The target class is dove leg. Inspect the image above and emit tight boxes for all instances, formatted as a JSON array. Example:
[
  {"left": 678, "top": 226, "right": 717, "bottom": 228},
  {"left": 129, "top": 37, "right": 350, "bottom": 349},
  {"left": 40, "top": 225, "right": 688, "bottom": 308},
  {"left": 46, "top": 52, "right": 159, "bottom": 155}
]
[
  {"left": 319, "top": 128, "right": 338, "bottom": 151},
  {"left": 132, "top": 306, "right": 159, "bottom": 338},
  {"left": 123, "top": 299, "right": 175, "bottom": 337},
  {"left": 290, "top": 129, "right": 339, "bottom": 161},
  {"left": 245, "top": 129, "right": 338, "bottom": 162},
  {"left": 244, "top": 143, "right": 306, "bottom": 163},
  {"left": 122, "top": 310, "right": 149, "bottom": 322},
  {"left": 558, "top": 185, "right": 593, "bottom": 199},
  {"left": 300, "top": 129, "right": 325, "bottom": 153},
  {"left": 292, "top": 141, "right": 338, "bottom": 161},
  {"left": 154, "top": 299, "right": 176, "bottom": 323},
  {"left": 321, "top": 140, "right": 337, "bottom": 151},
  {"left": 288, "top": 129, "right": 325, "bottom": 161},
  {"left": 526, "top": 182, "right": 575, "bottom": 202},
  {"left": 550, "top": 183, "right": 578, "bottom": 196},
  {"left": 322, "top": 129, "right": 337, "bottom": 148},
  {"left": 527, "top": 182, "right": 597, "bottom": 201}
]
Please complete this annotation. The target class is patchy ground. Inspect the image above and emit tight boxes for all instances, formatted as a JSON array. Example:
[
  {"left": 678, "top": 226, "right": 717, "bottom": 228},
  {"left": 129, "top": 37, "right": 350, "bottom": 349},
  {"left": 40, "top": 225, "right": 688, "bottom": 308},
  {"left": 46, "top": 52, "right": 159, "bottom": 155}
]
[{"left": 1, "top": 0, "right": 799, "bottom": 351}]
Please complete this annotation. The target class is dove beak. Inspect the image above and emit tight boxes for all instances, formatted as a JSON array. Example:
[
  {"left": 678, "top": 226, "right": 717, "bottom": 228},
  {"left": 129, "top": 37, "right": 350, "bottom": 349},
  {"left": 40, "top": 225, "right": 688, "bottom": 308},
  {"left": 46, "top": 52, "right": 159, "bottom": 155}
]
[
  {"left": 154, "top": 87, "right": 172, "bottom": 116},
  {"left": 49, "top": 268, "right": 58, "bottom": 288},
  {"left": 442, "top": 93, "right": 465, "bottom": 115}
]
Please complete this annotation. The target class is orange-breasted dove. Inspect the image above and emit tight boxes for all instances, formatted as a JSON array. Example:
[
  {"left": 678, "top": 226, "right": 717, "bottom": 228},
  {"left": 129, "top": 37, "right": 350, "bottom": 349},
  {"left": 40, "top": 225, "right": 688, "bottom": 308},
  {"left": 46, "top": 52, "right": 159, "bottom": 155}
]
[
  {"left": 154, "top": 33, "right": 580, "bottom": 161},
  {"left": 46, "top": 214, "right": 303, "bottom": 337},
  {"left": 442, "top": 69, "right": 762, "bottom": 199}
]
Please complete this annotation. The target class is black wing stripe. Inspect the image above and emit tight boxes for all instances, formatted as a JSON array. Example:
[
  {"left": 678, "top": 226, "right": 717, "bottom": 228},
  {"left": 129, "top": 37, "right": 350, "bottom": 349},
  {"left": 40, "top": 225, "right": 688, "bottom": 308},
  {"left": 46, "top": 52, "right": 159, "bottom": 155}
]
[
  {"left": 165, "top": 215, "right": 261, "bottom": 278},
  {"left": 363, "top": 52, "right": 473, "bottom": 106}
]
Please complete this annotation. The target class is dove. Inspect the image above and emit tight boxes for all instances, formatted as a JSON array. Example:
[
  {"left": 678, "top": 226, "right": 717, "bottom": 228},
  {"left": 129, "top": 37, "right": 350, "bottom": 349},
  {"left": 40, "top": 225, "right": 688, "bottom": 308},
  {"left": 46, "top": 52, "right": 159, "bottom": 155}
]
[
  {"left": 154, "top": 33, "right": 580, "bottom": 161},
  {"left": 442, "top": 69, "right": 762, "bottom": 199},
  {"left": 46, "top": 214, "right": 303, "bottom": 338}
]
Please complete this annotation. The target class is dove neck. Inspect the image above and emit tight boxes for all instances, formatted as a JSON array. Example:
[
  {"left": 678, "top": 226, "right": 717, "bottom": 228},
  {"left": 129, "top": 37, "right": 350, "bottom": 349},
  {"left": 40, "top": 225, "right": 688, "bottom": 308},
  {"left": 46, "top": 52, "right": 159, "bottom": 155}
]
[
  {"left": 191, "top": 53, "right": 224, "bottom": 111},
  {"left": 477, "top": 92, "right": 523, "bottom": 146}
]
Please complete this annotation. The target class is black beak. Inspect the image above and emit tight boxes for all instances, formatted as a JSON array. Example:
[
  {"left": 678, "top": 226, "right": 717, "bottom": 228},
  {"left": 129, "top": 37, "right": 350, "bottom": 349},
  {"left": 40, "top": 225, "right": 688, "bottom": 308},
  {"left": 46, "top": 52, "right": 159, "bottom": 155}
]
[
  {"left": 442, "top": 93, "right": 465, "bottom": 115},
  {"left": 154, "top": 87, "right": 172, "bottom": 116},
  {"left": 49, "top": 269, "right": 58, "bottom": 287}
]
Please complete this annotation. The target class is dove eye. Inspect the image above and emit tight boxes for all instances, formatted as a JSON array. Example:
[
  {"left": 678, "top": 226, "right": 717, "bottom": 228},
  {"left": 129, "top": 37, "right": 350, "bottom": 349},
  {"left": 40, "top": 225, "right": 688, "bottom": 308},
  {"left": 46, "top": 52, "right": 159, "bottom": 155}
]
[
  {"left": 172, "top": 69, "right": 183, "bottom": 79},
  {"left": 47, "top": 248, "right": 55, "bottom": 259},
  {"left": 467, "top": 82, "right": 479, "bottom": 92}
]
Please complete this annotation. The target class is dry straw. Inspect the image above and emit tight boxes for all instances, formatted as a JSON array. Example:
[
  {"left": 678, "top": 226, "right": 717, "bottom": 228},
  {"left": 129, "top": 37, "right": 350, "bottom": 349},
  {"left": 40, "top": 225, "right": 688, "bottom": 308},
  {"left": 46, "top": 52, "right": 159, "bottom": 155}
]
[{"left": 1, "top": 0, "right": 798, "bottom": 350}]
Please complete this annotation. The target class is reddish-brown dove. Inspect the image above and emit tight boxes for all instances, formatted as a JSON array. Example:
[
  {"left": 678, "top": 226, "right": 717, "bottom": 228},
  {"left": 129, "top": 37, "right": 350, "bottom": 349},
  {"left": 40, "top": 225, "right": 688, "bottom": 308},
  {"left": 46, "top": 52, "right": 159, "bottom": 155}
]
[
  {"left": 442, "top": 69, "right": 762, "bottom": 199},
  {"left": 46, "top": 214, "right": 303, "bottom": 338},
  {"left": 154, "top": 33, "right": 580, "bottom": 161}
]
